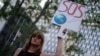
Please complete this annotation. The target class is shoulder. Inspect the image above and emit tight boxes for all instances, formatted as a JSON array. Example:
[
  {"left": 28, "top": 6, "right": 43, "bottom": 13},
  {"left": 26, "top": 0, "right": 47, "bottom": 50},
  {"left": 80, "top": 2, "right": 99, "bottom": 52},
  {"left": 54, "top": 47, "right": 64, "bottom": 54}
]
[
  {"left": 15, "top": 48, "right": 22, "bottom": 53},
  {"left": 17, "top": 48, "right": 22, "bottom": 51},
  {"left": 13, "top": 48, "right": 22, "bottom": 56}
]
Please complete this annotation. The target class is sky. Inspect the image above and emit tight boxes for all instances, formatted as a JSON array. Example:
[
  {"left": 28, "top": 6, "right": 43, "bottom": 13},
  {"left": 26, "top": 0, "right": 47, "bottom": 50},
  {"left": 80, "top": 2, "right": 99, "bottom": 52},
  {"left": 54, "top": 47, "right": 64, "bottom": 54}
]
[
  {"left": 0, "top": 1, "right": 5, "bottom": 32},
  {"left": 0, "top": 1, "right": 4, "bottom": 8},
  {"left": 39, "top": 0, "right": 47, "bottom": 8}
]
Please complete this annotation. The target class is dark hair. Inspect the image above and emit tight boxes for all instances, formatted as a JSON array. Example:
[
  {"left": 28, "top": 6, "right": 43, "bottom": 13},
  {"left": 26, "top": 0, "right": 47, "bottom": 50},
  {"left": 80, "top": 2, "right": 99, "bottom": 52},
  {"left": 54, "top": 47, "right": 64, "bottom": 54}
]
[{"left": 22, "top": 30, "right": 44, "bottom": 55}]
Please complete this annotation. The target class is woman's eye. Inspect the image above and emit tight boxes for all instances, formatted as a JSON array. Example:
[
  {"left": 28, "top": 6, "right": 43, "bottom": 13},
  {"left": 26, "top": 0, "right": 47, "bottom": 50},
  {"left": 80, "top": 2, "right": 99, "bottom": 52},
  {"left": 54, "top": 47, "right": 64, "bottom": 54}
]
[{"left": 37, "top": 36, "right": 41, "bottom": 39}]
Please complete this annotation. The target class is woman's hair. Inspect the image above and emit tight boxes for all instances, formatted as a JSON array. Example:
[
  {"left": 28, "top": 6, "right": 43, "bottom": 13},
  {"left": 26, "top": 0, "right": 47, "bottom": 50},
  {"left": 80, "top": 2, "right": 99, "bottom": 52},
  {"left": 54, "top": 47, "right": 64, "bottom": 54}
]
[{"left": 22, "top": 30, "right": 44, "bottom": 55}]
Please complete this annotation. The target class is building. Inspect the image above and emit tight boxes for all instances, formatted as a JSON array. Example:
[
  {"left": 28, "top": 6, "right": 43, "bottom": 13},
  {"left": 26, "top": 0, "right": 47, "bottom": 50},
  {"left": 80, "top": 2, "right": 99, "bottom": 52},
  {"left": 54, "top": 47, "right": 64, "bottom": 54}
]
[{"left": 35, "top": 0, "right": 100, "bottom": 56}]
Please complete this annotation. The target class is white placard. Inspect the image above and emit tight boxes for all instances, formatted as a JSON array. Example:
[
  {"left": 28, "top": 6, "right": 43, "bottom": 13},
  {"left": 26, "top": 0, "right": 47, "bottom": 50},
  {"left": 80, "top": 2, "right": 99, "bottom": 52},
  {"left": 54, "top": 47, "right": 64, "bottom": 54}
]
[{"left": 51, "top": 0, "right": 86, "bottom": 32}]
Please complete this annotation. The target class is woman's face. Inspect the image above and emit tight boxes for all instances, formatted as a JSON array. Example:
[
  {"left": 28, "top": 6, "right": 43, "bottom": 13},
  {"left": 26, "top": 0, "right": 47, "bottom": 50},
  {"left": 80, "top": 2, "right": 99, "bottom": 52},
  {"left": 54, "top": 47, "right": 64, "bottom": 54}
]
[{"left": 31, "top": 34, "right": 42, "bottom": 46}]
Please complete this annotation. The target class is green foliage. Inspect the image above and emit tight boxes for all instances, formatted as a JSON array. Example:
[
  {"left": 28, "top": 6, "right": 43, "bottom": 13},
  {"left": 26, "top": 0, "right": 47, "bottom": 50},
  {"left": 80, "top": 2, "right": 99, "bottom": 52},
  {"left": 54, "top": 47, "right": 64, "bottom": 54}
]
[
  {"left": 75, "top": 0, "right": 85, "bottom": 5},
  {"left": 0, "top": 0, "right": 42, "bottom": 56},
  {"left": 33, "top": 0, "right": 41, "bottom": 2},
  {"left": 64, "top": 31, "right": 84, "bottom": 55},
  {"left": 66, "top": 45, "right": 83, "bottom": 54},
  {"left": 0, "top": 44, "right": 13, "bottom": 56},
  {"left": 67, "top": 31, "right": 83, "bottom": 41},
  {"left": 40, "top": 25, "right": 48, "bottom": 33},
  {"left": 19, "top": 22, "right": 38, "bottom": 42}
]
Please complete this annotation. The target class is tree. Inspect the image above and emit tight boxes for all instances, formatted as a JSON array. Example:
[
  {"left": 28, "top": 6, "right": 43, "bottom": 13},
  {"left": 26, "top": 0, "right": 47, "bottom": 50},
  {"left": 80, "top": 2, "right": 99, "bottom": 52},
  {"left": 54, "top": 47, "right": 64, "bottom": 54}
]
[{"left": 0, "top": 0, "right": 53, "bottom": 56}]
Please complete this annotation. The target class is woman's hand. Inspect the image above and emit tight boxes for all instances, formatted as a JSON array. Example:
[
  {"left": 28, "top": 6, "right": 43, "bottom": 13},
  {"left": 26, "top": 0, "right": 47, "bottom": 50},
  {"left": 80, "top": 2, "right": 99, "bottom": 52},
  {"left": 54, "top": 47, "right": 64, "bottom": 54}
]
[
  {"left": 58, "top": 28, "right": 67, "bottom": 38},
  {"left": 63, "top": 29, "right": 67, "bottom": 35}
]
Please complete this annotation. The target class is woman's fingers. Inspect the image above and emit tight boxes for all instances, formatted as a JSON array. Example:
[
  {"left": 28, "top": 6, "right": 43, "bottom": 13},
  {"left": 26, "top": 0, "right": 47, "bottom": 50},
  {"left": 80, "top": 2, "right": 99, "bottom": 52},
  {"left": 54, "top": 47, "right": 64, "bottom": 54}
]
[{"left": 63, "top": 29, "right": 67, "bottom": 35}]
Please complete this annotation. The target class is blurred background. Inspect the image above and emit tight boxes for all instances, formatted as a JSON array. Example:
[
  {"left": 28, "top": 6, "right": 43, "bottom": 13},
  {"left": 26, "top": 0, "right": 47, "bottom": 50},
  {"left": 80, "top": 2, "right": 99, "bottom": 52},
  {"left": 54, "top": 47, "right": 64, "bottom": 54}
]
[{"left": 0, "top": 0, "right": 100, "bottom": 56}]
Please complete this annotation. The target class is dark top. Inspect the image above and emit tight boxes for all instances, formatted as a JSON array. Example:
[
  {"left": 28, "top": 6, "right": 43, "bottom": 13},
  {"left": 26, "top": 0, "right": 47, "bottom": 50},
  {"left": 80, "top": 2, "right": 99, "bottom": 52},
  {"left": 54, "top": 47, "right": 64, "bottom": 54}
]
[{"left": 18, "top": 51, "right": 40, "bottom": 56}]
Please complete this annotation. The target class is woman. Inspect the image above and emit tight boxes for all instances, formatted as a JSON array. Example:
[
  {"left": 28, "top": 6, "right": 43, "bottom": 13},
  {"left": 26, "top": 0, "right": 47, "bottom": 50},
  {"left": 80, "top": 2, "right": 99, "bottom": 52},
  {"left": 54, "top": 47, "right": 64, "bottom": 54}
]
[
  {"left": 14, "top": 30, "right": 66, "bottom": 56},
  {"left": 13, "top": 30, "right": 44, "bottom": 56}
]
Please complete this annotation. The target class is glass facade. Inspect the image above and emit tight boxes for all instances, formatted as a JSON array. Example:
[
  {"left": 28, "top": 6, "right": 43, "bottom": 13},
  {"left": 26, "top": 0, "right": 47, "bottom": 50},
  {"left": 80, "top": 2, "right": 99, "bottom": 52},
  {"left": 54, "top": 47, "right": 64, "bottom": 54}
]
[{"left": 74, "top": 25, "right": 100, "bottom": 56}]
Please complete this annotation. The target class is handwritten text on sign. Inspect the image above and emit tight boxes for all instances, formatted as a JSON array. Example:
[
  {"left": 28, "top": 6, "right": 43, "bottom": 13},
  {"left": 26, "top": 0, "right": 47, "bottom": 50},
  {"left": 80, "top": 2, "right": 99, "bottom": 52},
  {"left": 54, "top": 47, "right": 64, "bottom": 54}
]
[
  {"left": 58, "top": 0, "right": 85, "bottom": 18},
  {"left": 51, "top": 0, "right": 86, "bottom": 32}
]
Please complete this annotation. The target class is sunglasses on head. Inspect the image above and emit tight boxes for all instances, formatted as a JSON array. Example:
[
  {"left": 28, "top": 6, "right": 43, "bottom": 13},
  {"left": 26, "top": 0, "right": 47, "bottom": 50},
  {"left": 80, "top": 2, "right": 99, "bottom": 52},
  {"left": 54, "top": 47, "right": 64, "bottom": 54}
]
[{"left": 32, "top": 34, "right": 42, "bottom": 39}]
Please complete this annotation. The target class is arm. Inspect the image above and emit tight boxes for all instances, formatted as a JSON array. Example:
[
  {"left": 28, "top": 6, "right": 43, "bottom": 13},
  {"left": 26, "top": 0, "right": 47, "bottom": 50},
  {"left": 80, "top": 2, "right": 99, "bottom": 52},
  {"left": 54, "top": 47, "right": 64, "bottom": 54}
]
[
  {"left": 55, "top": 37, "right": 63, "bottom": 56},
  {"left": 55, "top": 29, "right": 66, "bottom": 56},
  {"left": 40, "top": 37, "right": 63, "bottom": 56},
  {"left": 40, "top": 53, "right": 56, "bottom": 56},
  {"left": 40, "top": 29, "right": 66, "bottom": 56},
  {"left": 13, "top": 48, "right": 22, "bottom": 56}
]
